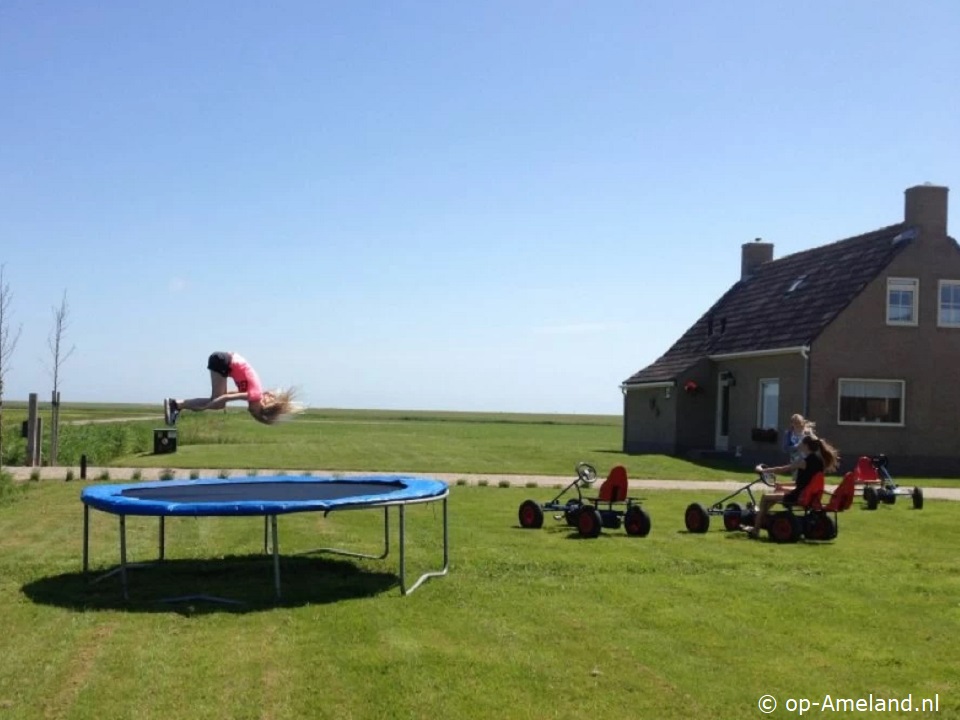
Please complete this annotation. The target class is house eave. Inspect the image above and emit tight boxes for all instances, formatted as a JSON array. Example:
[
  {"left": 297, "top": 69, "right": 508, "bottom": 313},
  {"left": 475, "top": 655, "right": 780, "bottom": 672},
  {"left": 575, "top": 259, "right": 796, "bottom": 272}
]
[
  {"left": 707, "top": 345, "right": 810, "bottom": 361},
  {"left": 620, "top": 381, "right": 676, "bottom": 391}
]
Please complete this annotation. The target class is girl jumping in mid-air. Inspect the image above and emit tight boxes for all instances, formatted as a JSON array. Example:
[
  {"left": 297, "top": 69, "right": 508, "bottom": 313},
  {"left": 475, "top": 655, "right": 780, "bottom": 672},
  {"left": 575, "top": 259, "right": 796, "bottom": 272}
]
[{"left": 164, "top": 351, "right": 301, "bottom": 426}]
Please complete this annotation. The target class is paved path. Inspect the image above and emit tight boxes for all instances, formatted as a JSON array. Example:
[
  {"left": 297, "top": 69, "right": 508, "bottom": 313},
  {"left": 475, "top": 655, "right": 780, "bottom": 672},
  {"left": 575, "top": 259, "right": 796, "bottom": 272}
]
[{"left": 6, "top": 465, "right": 960, "bottom": 500}]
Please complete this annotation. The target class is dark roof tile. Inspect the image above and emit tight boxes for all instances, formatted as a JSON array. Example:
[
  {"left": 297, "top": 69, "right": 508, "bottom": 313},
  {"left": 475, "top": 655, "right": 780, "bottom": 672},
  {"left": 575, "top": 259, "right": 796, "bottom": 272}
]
[{"left": 623, "top": 223, "right": 912, "bottom": 385}]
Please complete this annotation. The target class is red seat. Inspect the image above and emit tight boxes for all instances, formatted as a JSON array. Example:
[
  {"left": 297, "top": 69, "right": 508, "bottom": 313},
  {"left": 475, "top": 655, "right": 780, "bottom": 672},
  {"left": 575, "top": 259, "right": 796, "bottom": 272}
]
[
  {"left": 590, "top": 465, "right": 629, "bottom": 504},
  {"left": 824, "top": 471, "right": 857, "bottom": 512},
  {"left": 853, "top": 456, "right": 880, "bottom": 484},
  {"left": 793, "top": 472, "right": 825, "bottom": 510}
]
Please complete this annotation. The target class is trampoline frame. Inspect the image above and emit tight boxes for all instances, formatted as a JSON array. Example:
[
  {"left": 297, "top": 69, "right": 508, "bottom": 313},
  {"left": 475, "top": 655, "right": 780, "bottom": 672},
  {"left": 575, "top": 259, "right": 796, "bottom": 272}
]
[{"left": 81, "top": 477, "right": 449, "bottom": 602}]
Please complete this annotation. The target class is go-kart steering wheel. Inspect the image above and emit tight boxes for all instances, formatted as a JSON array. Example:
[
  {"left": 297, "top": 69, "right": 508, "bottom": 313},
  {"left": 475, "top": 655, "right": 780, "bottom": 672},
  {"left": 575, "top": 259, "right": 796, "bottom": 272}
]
[
  {"left": 575, "top": 462, "right": 598, "bottom": 485},
  {"left": 755, "top": 464, "right": 776, "bottom": 487}
]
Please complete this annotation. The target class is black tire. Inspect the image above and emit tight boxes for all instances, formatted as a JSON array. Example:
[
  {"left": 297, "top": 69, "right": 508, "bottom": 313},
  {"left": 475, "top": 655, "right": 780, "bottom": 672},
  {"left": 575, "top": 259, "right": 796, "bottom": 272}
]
[
  {"left": 563, "top": 500, "right": 582, "bottom": 526},
  {"left": 624, "top": 506, "right": 651, "bottom": 537},
  {"left": 804, "top": 512, "right": 837, "bottom": 541},
  {"left": 518, "top": 500, "right": 544, "bottom": 529},
  {"left": 741, "top": 507, "right": 757, "bottom": 527},
  {"left": 684, "top": 503, "right": 710, "bottom": 534},
  {"left": 577, "top": 506, "right": 603, "bottom": 538},
  {"left": 723, "top": 502, "right": 743, "bottom": 532},
  {"left": 882, "top": 491, "right": 896, "bottom": 505},
  {"left": 864, "top": 486, "right": 879, "bottom": 510},
  {"left": 768, "top": 512, "right": 801, "bottom": 543},
  {"left": 912, "top": 486, "right": 924, "bottom": 510}
]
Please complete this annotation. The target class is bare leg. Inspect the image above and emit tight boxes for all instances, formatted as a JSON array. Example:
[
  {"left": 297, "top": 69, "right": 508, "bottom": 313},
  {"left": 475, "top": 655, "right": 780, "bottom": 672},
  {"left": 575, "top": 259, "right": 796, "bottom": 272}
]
[
  {"left": 751, "top": 493, "right": 783, "bottom": 537},
  {"left": 178, "top": 371, "right": 229, "bottom": 412}
]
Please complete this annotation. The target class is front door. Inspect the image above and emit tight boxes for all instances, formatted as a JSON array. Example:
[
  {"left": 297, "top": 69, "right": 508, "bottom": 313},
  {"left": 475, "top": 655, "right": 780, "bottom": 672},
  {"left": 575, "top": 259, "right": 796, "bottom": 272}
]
[{"left": 715, "top": 378, "right": 731, "bottom": 450}]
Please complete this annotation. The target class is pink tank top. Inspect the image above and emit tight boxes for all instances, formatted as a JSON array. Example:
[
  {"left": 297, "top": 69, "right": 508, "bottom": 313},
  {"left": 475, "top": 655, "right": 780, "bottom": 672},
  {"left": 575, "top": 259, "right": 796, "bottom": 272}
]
[{"left": 228, "top": 353, "right": 264, "bottom": 403}]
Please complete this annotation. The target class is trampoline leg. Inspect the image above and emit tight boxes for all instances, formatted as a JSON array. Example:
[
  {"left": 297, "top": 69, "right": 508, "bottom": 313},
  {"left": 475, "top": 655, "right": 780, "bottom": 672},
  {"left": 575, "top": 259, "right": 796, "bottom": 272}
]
[
  {"left": 263, "top": 516, "right": 269, "bottom": 555},
  {"left": 158, "top": 517, "right": 165, "bottom": 562},
  {"left": 400, "top": 496, "right": 450, "bottom": 596},
  {"left": 119, "top": 515, "right": 129, "bottom": 601},
  {"left": 271, "top": 515, "right": 281, "bottom": 600},
  {"left": 82, "top": 505, "right": 90, "bottom": 574}
]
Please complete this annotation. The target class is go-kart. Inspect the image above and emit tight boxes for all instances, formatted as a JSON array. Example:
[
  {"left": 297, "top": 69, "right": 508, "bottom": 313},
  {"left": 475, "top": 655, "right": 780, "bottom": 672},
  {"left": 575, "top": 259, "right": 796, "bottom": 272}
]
[
  {"left": 744, "top": 466, "right": 858, "bottom": 543},
  {"left": 683, "top": 470, "right": 775, "bottom": 533},
  {"left": 518, "top": 462, "right": 651, "bottom": 539},
  {"left": 848, "top": 455, "right": 923, "bottom": 510}
]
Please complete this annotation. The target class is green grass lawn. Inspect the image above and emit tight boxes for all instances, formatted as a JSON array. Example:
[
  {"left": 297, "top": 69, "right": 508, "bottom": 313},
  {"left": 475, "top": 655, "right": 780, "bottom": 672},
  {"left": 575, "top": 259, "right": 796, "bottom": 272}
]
[{"left": 0, "top": 477, "right": 957, "bottom": 719}]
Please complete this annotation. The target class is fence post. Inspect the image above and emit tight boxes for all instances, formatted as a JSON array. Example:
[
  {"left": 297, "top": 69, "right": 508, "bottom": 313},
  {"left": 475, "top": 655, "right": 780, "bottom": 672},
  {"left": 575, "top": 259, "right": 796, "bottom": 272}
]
[{"left": 26, "top": 393, "right": 38, "bottom": 467}]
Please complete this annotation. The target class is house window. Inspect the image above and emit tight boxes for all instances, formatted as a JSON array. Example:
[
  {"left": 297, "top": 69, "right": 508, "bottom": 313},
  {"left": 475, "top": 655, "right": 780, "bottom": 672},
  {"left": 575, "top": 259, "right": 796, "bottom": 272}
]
[
  {"left": 938, "top": 280, "right": 960, "bottom": 327},
  {"left": 758, "top": 379, "right": 779, "bottom": 429},
  {"left": 886, "top": 278, "right": 918, "bottom": 325},
  {"left": 838, "top": 379, "right": 904, "bottom": 426}
]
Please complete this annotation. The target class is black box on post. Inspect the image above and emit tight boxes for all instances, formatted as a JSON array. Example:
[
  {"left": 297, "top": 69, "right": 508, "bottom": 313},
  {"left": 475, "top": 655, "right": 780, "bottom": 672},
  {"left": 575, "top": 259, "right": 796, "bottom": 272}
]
[{"left": 153, "top": 428, "right": 178, "bottom": 454}]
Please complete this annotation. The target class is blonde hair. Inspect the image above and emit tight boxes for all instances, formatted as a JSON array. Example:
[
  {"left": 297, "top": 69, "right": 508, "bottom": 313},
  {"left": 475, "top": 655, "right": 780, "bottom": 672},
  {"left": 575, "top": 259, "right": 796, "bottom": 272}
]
[
  {"left": 256, "top": 387, "right": 305, "bottom": 425},
  {"left": 791, "top": 414, "right": 817, "bottom": 436}
]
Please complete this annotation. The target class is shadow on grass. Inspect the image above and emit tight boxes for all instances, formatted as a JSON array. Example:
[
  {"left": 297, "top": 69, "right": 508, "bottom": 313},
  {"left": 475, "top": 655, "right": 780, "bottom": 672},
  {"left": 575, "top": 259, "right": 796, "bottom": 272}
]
[{"left": 21, "top": 554, "right": 398, "bottom": 615}]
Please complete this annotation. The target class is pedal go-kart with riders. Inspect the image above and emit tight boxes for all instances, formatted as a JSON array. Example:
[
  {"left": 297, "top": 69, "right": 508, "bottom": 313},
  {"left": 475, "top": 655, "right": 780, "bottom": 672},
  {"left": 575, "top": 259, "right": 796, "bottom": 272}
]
[
  {"left": 685, "top": 465, "right": 858, "bottom": 543},
  {"left": 518, "top": 462, "right": 651, "bottom": 539},
  {"left": 846, "top": 454, "right": 923, "bottom": 510}
]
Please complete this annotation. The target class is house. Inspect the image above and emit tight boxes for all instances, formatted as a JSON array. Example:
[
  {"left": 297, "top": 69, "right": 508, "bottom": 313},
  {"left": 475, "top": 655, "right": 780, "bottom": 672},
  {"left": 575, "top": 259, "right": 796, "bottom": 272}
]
[{"left": 621, "top": 184, "right": 960, "bottom": 476}]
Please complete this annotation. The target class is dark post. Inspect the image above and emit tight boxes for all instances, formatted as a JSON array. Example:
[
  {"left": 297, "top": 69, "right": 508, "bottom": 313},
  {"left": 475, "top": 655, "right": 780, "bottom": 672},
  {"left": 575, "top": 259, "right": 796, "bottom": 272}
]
[{"left": 80, "top": 454, "right": 87, "bottom": 480}]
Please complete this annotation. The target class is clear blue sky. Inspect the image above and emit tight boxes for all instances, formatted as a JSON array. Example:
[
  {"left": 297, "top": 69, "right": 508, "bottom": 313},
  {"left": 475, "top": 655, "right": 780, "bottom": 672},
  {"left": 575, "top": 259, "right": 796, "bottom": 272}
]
[{"left": 1, "top": 1, "right": 957, "bottom": 414}]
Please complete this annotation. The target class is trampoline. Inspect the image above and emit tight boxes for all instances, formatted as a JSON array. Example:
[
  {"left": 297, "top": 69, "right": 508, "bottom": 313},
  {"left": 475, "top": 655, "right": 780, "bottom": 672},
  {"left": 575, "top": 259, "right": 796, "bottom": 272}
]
[{"left": 81, "top": 475, "right": 449, "bottom": 602}]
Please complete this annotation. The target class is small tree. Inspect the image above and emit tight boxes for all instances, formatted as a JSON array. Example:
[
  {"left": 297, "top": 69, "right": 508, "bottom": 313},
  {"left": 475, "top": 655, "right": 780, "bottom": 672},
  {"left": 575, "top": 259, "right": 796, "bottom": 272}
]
[
  {"left": 0, "top": 264, "right": 23, "bottom": 471},
  {"left": 47, "top": 290, "right": 76, "bottom": 466}
]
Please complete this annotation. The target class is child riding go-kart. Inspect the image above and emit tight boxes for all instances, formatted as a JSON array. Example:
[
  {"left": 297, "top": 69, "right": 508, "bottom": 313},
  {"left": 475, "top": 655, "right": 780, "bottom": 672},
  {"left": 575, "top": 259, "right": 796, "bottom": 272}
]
[{"left": 518, "top": 462, "right": 651, "bottom": 539}]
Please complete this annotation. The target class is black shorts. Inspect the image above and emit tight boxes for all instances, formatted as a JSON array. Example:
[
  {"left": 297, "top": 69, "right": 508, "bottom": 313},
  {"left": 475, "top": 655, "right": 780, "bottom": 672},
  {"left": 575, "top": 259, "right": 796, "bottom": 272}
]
[{"left": 207, "top": 351, "right": 232, "bottom": 377}]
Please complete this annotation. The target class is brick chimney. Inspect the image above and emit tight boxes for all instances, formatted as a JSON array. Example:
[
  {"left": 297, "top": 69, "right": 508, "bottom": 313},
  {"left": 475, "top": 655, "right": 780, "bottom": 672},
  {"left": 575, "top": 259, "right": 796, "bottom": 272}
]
[
  {"left": 904, "top": 183, "right": 949, "bottom": 237},
  {"left": 741, "top": 238, "right": 774, "bottom": 280}
]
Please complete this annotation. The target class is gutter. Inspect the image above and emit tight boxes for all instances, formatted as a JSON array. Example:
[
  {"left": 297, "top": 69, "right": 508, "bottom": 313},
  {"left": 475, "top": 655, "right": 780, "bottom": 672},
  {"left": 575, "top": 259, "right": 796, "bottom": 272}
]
[
  {"left": 707, "top": 346, "right": 809, "bottom": 361},
  {"left": 620, "top": 381, "right": 675, "bottom": 393}
]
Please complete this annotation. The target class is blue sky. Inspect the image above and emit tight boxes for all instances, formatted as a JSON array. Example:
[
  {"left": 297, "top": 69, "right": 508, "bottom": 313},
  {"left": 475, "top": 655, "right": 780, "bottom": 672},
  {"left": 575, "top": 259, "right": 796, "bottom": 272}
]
[{"left": 1, "top": 1, "right": 957, "bottom": 414}]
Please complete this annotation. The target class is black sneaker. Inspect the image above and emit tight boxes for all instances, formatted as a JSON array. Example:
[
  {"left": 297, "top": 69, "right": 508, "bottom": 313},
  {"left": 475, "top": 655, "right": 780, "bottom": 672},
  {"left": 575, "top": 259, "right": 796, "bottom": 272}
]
[
  {"left": 168, "top": 399, "right": 181, "bottom": 425},
  {"left": 163, "top": 398, "right": 171, "bottom": 426}
]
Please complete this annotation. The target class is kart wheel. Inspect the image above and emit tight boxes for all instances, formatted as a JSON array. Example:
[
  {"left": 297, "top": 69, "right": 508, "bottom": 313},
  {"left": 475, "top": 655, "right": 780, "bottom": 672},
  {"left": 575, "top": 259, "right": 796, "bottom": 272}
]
[
  {"left": 768, "top": 512, "right": 801, "bottom": 543},
  {"left": 741, "top": 507, "right": 757, "bottom": 527},
  {"left": 723, "top": 502, "right": 743, "bottom": 532},
  {"left": 577, "top": 505, "right": 602, "bottom": 538},
  {"left": 804, "top": 512, "right": 836, "bottom": 541},
  {"left": 863, "top": 486, "right": 879, "bottom": 510},
  {"left": 518, "top": 500, "right": 544, "bottom": 529},
  {"left": 684, "top": 503, "right": 710, "bottom": 534},
  {"left": 912, "top": 486, "right": 924, "bottom": 510},
  {"left": 601, "top": 510, "right": 621, "bottom": 530},
  {"left": 563, "top": 500, "right": 582, "bottom": 527},
  {"left": 624, "top": 506, "right": 651, "bottom": 537},
  {"left": 882, "top": 492, "right": 896, "bottom": 505}
]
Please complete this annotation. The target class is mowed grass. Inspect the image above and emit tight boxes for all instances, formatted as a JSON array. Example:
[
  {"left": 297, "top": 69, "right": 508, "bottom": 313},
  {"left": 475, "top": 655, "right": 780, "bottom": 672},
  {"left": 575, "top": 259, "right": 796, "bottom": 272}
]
[{"left": 0, "top": 479, "right": 957, "bottom": 719}]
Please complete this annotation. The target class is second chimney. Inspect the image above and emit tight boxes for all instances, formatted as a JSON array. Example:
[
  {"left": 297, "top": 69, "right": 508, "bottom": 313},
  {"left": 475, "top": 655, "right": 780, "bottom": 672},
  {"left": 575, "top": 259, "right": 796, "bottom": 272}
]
[{"left": 741, "top": 238, "right": 774, "bottom": 280}]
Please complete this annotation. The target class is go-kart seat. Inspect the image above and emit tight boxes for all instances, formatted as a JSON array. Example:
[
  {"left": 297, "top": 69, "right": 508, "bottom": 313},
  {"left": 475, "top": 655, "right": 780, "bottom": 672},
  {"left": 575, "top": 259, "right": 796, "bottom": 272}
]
[
  {"left": 586, "top": 465, "right": 629, "bottom": 505},
  {"left": 824, "top": 471, "right": 857, "bottom": 512},
  {"left": 853, "top": 456, "right": 880, "bottom": 485},
  {"left": 787, "top": 472, "right": 825, "bottom": 510}
]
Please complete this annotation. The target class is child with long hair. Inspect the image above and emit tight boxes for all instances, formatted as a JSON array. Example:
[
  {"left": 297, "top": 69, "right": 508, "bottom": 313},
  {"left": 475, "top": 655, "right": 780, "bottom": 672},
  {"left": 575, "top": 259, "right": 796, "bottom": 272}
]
[
  {"left": 745, "top": 434, "right": 840, "bottom": 539},
  {"left": 164, "top": 351, "right": 302, "bottom": 426}
]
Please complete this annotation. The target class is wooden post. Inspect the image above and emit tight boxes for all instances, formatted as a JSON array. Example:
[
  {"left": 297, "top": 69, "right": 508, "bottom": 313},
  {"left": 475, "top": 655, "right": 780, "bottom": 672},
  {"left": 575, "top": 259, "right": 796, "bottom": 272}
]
[
  {"left": 26, "top": 393, "right": 38, "bottom": 467},
  {"left": 50, "top": 391, "right": 60, "bottom": 466}
]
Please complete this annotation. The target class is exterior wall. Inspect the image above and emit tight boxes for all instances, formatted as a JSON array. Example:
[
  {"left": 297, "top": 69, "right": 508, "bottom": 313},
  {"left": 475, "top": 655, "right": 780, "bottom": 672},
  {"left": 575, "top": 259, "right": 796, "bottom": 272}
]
[
  {"left": 713, "top": 354, "right": 807, "bottom": 466},
  {"left": 674, "top": 358, "right": 717, "bottom": 452},
  {"left": 622, "top": 386, "right": 677, "bottom": 454},
  {"left": 810, "top": 233, "right": 960, "bottom": 475}
]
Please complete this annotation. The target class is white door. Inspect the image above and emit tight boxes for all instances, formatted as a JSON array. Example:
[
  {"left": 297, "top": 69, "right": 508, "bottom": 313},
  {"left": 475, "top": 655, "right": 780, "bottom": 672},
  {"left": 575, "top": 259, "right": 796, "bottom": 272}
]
[{"left": 715, "top": 376, "right": 731, "bottom": 450}]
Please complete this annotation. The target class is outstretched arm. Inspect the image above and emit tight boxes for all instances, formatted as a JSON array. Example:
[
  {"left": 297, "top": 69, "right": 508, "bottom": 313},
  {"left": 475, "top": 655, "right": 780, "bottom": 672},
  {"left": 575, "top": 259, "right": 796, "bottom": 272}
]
[{"left": 179, "top": 392, "right": 249, "bottom": 411}]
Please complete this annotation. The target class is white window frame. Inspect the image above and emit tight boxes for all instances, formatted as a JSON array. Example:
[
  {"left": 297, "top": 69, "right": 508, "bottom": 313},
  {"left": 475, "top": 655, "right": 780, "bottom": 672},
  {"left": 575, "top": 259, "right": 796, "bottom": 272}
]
[
  {"left": 938, "top": 280, "right": 960, "bottom": 328},
  {"left": 837, "top": 378, "right": 905, "bottom": 427},
  {"left": 886, "top": 277, "right": 918, "bottom": 326},
  {"left": 757, "top": 378, "right": 779, "bottom": 430}
]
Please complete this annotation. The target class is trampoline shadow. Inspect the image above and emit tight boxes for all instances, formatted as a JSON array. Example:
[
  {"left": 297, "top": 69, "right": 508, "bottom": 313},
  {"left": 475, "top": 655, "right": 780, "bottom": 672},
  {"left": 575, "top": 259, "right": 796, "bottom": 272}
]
[{"left": 21, "top": 554, "right": 398, "bottom": 615}]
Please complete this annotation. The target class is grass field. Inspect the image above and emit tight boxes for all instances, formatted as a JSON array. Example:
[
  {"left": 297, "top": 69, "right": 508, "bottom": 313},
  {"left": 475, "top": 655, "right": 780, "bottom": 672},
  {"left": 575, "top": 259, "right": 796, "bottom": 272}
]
[
  {"left": 0, "top": 479, "right": 957, "bottom": 719},
  {"left": 0, "top": 404, "right": 958, "bottom": 719}
]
